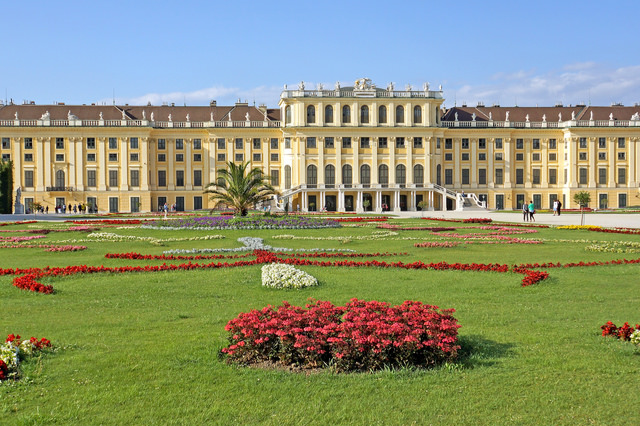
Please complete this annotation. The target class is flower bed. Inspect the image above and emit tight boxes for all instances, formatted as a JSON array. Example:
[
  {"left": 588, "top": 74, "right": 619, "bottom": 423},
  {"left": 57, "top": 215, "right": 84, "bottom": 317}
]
[
  {"left": 261, "top": 263, "right": 318, "bottom": 289},
  {"left": 333, "top": 217, "right": 389, "bottom": 223},
  {"left": 1, "top": 334, "right": 52, "bottom": 381},
  {"left": 145, "top": 216, "right": 341, "bottom": 230},
  {"left": 600, "top": 321, "right": 640, "bottom": 347},
  {"left": 221, "top": 299, "right": 460, "bottom": 372},
  {"left": 587, "top": 227, "right": 640, "bottom": 235}
]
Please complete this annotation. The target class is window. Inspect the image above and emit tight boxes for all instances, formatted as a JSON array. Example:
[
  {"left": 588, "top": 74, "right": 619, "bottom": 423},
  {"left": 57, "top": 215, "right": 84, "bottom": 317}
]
[
  {"left": 461, "top": 138, "right": 469, "bottom": 149},
  {"left": 342, "top": 105, "right": 351, "bottom": 123},
  {"left": 253, "top": 138, "right": 261, "bottom": 150},
  {"left": 252, "top": 153, "right": 261, "bottom": 162},
  {"left": 549, "top": 168, "right": 557, "bottom": 185},
  {"left": 599, "top": 168, "right": 607, "bottom": 185},
  {"left": 478, "top": 153, "right": 486, "bottom": 161},
  {"left": 478, "top": 138, "right": 486, "bottom": 149},
  {"left": 478, "top": 168, "right": 486, "bottom": 185},
  {"left": 158, "top": 170, "right": 166, "bottom": 187},
  {"left": 618, "top": 152, "right": 626, "bottom": 160},
  {"left": 413, "top": 164, "right": 424, "bottom": 185},
  {"left": 579, "top": 168, "right": 588, "bottom": 184},
  {"left": 285, "top": 165, "right": 292, "bottom": 189},
  {"left": 549, "top": 153, "right": 557, "bottom": 161},
  {"left": 194, "top": 170, "right": 202, "bottom": 187},
  {"left": 175, "top": 139, "right": 184, "bottom": 150},
  {"left": 360, "top": 164, "right": 371, "bottom": 185},
  {"left": 130, "top": 170, "right": 139, "bottom": 187},
  {"left": 56, "top": 137, "right": 64, "bottom": 149},
  {"left": 378, "top": 105, "right": 387, "bottom": 123},
  {"left": 445, "top": 153, "right": 453, "bottom": 161},
  {"left": 130, "top": 137, "right": 139, "bottom": 149},
  {"left": 325, "top": 164, "right": 335, "bottom": 186},
  {"left": 158, "top": 154, "right": 166, "bottom": 162},
  {"left": 532, "top": 168, "right": 541, "bottom": 184},
  {"left": 342, "top": 137, "right": 351, "bottom": 149},
  {"left": 25, "top": 138, "right": 33, "bottom": 149},
  {"left": 109, "top": 170, "right": 118, "bottom": 187},
  {"left": 87, "top": 153, "right": 96, "bottom": 162},
  {"left": 396, "top": 164, "right": 406, "bottom": 186},
  {"left": 24, "top": 170, "right": 34, "bottom": 187},
  {"left": 235, "top": 138, "right": 243, "bottom": 150},
  {"left": 495, "top": 152, "right": 503, "bottom": 161},
  {"left": 1, "top": 138, "right": 10, "bottom": 149},
  {"left": 360, "top": 137, "right": 370, "bottom": 149},
  {"left": 285, "top": 106, "right": 292, "bottom": 124},
  {"left": 158, "top": 139, "right": 166, "bottom": 150},
  {"left": 413, "top": 106, "right": 422, "bottom": 124},
  {"left": 462, "top": 153, "right": 470, "bottom": 161},
  {"left": 516, "top": 153, "right": 524, "bottom": 161},
  {"left": 516, "top": 139, "right": 524, "bottom": 149},
  {"left": 598, "top": 152, "right": 606, "bottom": 160},
  {"left": 619, "top": 193, "right": 627, "bottom": 208},
  {"left": 235, "top": 153, "right": 243, "bottom": 162},
  {"left": 618, "top": 167, "right": 626, "bottom": 184},
  {"left": 24, "top": 153, "right": 33, "bottom": 162},
  {"left": 194, "top": 153, "right": 202, "bottom": 162},
  {"left": 217, "top": 153, "right": 225, "bottom": 162},
  {"left": 445, "top": 138, "right": 453, "bottom": 149},
  {"left": 109, "top": 137, "right": 117, "bottom": 149},
  {"left": 270, "top": 153, "right": 278, "bottom": 161},
  {"left": 360, "top": 105, "right": 369, "bottom": 123},
  {"left": 495, "top": 168, "right": 504, "bottom": 185},
  {"left": 532, "top": 153, "right": 540, "bottom": 161},
  {"left": 599, "top": 138, "right": 606, "bottom": 149},
  {"left": 395, "top": 137, "right": 405, "bottom": 149},
  {"left": 532, "top": 139, "right": 540, "bottom": 149},
  {"left": 217, "top": 138, "right": 225, "bottom": 149},
  {"left": 325, "top": 137, "right": 334, "bottom": 149},
  {"left": 445, "top": 169, "right": 453, "bottom": 185},
  {"left": 378, "top": 164, "right": 389, "bottom": 186},
  {"left": 516, "top": 168, "right": 524, "bottom": 184},
  {"left": 577, "top": 137, "right": 587, "bottom": 148},
  {"left": 548, "top": 139, "right": 556, "bottom": 149},
  {"left": 130, "top": 153, "right": 139, "bottom": 162},
  {"left": 495, "top": 138, "right": 503, "bottom": 149},
  {"left": 193, "top": 139, "right": 201, "bottom": 150},
  {"left": 285, "top": 138, "right": 291, "bottom": 149},
  {"left": 109, "top": 197, "right": 119, "bottom": 213},
  {"left": 342, "top": 164, "right": 352, "bottom": 186},
  {"left": 461, "top": 169, "right": 470, "bottom": 185},
  {"left": 306, "top": 137, "right": 316, "bottom": 149},
  {"left": 176, "top": 170, "right": 184, "bottom": 187},
  {"left": 130, "top": 197, "right": 140, "bottom": 213},
  {"left": 271, "top": 169, "right": 279, "bottom": 186},
  {"left": 378, "top": 137, "right": 387, "bottom": 149},
  {"left": 55, "top": 170, "right": 65, "bottom": 188},
  {"left": 395, "top": 105, "right": 404, "bottom": 123},
  {"left": 306, "top": 165, "right": 317, "bottom": 185},
  {"left": 325, "top": 105, "right": 333, "bottom": 123},
  {"left": 579, "top": 152, "right": 587, "bottom": 161},
  {"left": 193, "top": 196, "right": 203, "bottom": 211},
  {"left": 270, "top": 138, "right": 278, "bottom": 149},
  {"left": 413, "top": 137, "right": 422, "bottom": 148},
  {"left": 55, "top": 154, "right": 64, "bottom": 162},
  {"left": 176, "top": 154, "right": 184, "bottom": 162}
]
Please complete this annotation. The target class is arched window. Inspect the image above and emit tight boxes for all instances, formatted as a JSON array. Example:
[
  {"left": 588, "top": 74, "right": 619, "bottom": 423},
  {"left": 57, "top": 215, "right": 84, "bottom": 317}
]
[
  {"left": 284, "top": 165, "right": 292, "bottom": 189},
  {"left": 342, "top": 105, "right": 351, "bottom": 124},
  {"left": 306, "top": 165, "right": 317, "bottom": 186},
  {"left": 395, "top": 105, "right": 404, "bottom": 123},
  {"left": 306, "top": 105, "right": 315, "bottom": 124},
  {"left": 360, "top": 164, "right": 370, "bottom": 185},
  {"left": 413, "top": 164, "right": 424, "bottom": 186},
  {"left": 285, "top": 106, "right": 292, "bottom": 124},
  {"left": 342, "top": 164, "right": 352, "bottom": 186},
  {"left": 413, "top": 106, "right": 422, "bottom": 124},
  {"left": 360, "top": 105, "right": 369, "bottom": 124},
  {"left": 378, "top": 105, "right": 387, "bottom": 124},
  {"left": 56, "top": 170, "right": 65, "bottom": 188},
  {"left": 325, "top": 105, "right": 333, "bottom": 123},
  {"left": 325, "top": 164, "right": 335, "bottom": 186},
  {"left": 378, "top": 164, "right": 389, "bottom": 186},
  {"left": 396, "top": 164, "right": 406, "bottom": 186}
]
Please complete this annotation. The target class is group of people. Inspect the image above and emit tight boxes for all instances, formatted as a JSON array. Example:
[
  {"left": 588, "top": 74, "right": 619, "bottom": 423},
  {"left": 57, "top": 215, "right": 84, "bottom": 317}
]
[
  {"left": 159, "top": 202, "right": 177, "bottom": 213},
  {"left": 55, "top": 203, "right": 92, "bottom": 214},
  {"left": 522, "top": 201, "right": 536, "bottom": 222},
  {"left": 552, "top": 199, "right": 562, "bottom": 216}
]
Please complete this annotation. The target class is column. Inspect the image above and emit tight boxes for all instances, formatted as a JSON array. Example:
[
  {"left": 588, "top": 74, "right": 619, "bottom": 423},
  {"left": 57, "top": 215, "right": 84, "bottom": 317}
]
[
  {"left": 411, "top": 190, "right": 416, "bottom": 211},
  {"left": 470, "top": 138, "right": 477, "bottom": 187},
  {"left": 588, "top": 137, "right": 596, "bottom": 188},
  {"left": 569, "top": 137, "right": 578, "bottom": 186},
  {"left": 12, "top": 137, "right": 22, "bottom": 188},
  {"left": 504, "top": 138, "right": 512, "bottom": 185},
  {"left": 608, "top": 136, "right": 615, "bottom": 188},
  {"left": 120, "top": 137, "right": 129, "bottom": 189},
  {"left": 43, "top": 138, "right": 52, "bottom": 189},
  {"left": 524, "top": 137, "right": 531, "bottom": 188},
  {"left": 541, "top": 137, "right": 548, "bottom": 187},
  {"left": 75, "top": 137, "right": 84, "bottom": 191},
  {"left": 488, "top": 137, "right": 495, "bottom": 187},
  {"left": 36, "top": 137, "right": 45, "bottom": 191},
  {"left": 629, "top": 137, "right": 637, "bottom": 187},
  {"left": 453, "top": 138, "right": 460, "bottom": 187},
  {"left": 425, "top": 136, "right": 432, "bottom": 185},
  {"left": 68, "top": 137, "right": 76, "bottom": 189},
  {"left": 168, "top": 138, "right": 175, "bottom": 190},
  {"left": 141, "top": 137, "right": 149, "bottom": 191},
  {"left": 186, "top": 138, "right": 193, "bottom": 190}
]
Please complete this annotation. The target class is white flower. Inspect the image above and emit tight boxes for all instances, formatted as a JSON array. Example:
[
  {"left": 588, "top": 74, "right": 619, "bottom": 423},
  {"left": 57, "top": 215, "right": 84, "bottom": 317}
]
[
  {"left": 261, "top": 263, "right": 318, "bottom": 289},
  {"left": 630, "top": 330, "right": 640, "bottom": 347}
]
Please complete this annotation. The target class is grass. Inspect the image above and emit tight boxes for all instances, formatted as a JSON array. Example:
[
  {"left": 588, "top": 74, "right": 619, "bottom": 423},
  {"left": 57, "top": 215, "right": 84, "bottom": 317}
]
[{"left": 1, "top": 219, "right": 639, "bottom": 425}]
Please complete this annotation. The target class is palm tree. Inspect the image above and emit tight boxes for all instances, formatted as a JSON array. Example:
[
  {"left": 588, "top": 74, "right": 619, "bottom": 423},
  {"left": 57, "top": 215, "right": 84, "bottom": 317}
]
[{"left": 204, "top": 161, "right": 277, "bottom": 216}]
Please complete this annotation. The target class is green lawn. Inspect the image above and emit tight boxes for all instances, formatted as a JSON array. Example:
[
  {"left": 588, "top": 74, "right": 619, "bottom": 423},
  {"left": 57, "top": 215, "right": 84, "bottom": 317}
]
[{"left": 1, "top": 219, "right": 639, "bottom": 425}]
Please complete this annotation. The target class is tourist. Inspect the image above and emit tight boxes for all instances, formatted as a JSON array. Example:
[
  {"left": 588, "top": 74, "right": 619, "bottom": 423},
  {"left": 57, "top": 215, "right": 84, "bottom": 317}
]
[
  {"left": 528, "top": 200, "right": 535, "bottom": 222},
  {"left": 522, "top": 203, "right": 529, "bottom": 222},
  {"left": 557, "top": 200, "right": 562, "bottom": 216},
  {"left": 553, "top": 200, "right": 558, "bottom": 216}
]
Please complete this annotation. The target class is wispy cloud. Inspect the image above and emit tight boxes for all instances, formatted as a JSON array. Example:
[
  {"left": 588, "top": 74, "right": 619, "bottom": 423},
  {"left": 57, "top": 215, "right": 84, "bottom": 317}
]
[{"left": 452, "top": 64, "right": 640, "bottom": 107}]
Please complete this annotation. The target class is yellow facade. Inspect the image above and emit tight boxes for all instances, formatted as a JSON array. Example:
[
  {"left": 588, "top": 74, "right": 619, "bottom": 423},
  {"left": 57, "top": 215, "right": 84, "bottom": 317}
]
[{"left": 1, "top": 79, "right": 639, "bottom": 213}]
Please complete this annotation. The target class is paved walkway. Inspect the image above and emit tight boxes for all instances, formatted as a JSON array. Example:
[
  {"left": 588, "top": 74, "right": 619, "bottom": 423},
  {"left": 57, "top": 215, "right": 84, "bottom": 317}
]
[{"left": 1, "top": 211, "right": 640, "bottom": 228}]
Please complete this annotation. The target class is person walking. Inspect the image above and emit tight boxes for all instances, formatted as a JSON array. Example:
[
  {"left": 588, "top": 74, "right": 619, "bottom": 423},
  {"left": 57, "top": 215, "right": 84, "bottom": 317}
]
[
  {"left": 528, "top": 200, "right": 536, "bottom": 222},
  {"left": 522, "top": 202, "right": 529, "bottom": 222},
  {"left": 557, "top": 200, "right": 562, "bottom": 216},
  {"left": 553, "top": 200, "right": 558, "bottom": 216}
]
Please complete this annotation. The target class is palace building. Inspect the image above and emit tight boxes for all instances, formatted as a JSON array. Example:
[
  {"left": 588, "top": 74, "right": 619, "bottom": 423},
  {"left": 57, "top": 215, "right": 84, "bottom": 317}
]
[{"left": 1, "top": 78, "right": 639, "bottom": 213}]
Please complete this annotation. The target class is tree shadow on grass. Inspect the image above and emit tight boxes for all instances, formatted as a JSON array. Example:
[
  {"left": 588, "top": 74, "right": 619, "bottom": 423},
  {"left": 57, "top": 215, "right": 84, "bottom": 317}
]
[{"left": 455, "top": 334, "right": 516, "bottom": 369}]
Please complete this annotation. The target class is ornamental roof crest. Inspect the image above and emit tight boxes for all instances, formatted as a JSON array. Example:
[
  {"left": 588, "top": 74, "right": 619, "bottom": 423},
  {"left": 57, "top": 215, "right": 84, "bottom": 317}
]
[{"left": 354, "top": 78, "right": 375, "bottom": 91}]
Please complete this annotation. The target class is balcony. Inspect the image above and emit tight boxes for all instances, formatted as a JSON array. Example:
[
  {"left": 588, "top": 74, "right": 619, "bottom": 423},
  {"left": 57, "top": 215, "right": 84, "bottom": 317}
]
[{"left": 46, "top": 186, "right": 75, "bottom": 192}]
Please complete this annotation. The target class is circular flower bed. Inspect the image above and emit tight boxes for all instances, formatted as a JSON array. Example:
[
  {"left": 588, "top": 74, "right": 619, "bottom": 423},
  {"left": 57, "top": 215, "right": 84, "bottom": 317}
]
[{"left": 261, "top": 263, "right": 318, "bottom": 289}]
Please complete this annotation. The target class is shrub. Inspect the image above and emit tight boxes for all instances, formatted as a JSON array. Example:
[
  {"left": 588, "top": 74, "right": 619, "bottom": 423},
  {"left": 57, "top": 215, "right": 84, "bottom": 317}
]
[
  {"left": 221, "top": 299, "right": 460, "bottom": 372},
  {"left": 261, "top": 263, "right": 318, "bottom": 289}
]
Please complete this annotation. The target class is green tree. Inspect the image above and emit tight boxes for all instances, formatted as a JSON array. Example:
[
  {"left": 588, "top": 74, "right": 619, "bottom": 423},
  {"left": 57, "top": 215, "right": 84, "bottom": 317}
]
[
  {"left": 573, "top": 191, "right": 591, "bottom": 225},
  {"left": 204, "top": 161, "right": 277, "bottom": 216},
  {"left": 0, "top": 160, "right": 14, "bottom": 214}
]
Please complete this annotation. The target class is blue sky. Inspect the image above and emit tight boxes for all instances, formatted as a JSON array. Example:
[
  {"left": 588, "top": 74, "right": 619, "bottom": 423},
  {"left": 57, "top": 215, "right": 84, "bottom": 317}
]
[{"left": 2, "top": 0, "right": 639, "bottom": 109}]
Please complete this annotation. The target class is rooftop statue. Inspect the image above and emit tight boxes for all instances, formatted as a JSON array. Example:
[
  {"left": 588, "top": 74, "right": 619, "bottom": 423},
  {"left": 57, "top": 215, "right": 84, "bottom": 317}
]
[
  {"left": 505, "top": 111, "right": 510, "bottom": 121},
  {"left": 525, "top": 114, "right": 529, "bottom": 122},
  {"left": 40, "top": 111, "right": 50, "bottom": 120},
  {"left": 150, "top": 112, "right": 154, "bottom": 121},
  {"left": 186, "top": 114, "right": 190, "bottom": 122},
  {"left": 168, "top": 114, "right": 172, "bottom": 122},
  {"left": 142, "top": 110, "right": 146, "bottom": 120},
  {"left": 298, "top": 81, "right": 305, "bottom": 90},
  {"left": 571, "top": 111, "right": 576, "bottom": 120},
  {"left": 558, "top": 112, "right": 562, "bottom": 121},
  {"left": 354, "top": 78, "right": 373, "bottom": 90},
  {"left": 542, "top": 114, "right": 546, "bottom": 122},
  {"left": 335, "top": 81, "right": 340, "bottom": 90},
  {"left": 609, "top": 113, "right": 614, "bottom": 120},
  {"left": 14, "top": 111, "right": 18, "bottom": 120},
  {"left": 590, "top": 111, "right": 594, "bottom": 120},
  {"left": 387, "top": 82, "right": 394, "bottom": 91},
  {"left": 423, "top": 82, "right": 430, "bottom": 91}
]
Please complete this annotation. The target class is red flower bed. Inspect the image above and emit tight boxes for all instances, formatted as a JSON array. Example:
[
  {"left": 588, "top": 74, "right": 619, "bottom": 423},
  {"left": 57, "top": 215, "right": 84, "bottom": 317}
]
[
  {"left": 587, "top": 227, "right": 640, "bottom": 235},
  {"left": 334, "top": 217, "right": 389, "bottom": 223},
  {"left": 69, "top": 219, "right": 143, "bottom": 225},
  {"left": 221, "top": 298, "right": 460, "bottom": 372},
  {"left": 377, "top": 224, "right": 456, "bottom": 231},
  {"left": 600, "top": 321, "right": 639, "bottom": 341},
  {"left": 462, "top": 218, "right": 492, "bottom": 223}
]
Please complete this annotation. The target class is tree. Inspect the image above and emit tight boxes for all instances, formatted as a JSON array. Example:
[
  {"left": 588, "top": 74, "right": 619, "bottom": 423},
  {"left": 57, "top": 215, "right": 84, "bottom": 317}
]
[
  {"left": 204, "top": 161, "right": 277, "bottom": 216},
  {"left": 0, "top": 160, "right": 13, "bottom": 214},
  {"left": 573, "top": 191, "right": 591, "bottom": 225}
]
